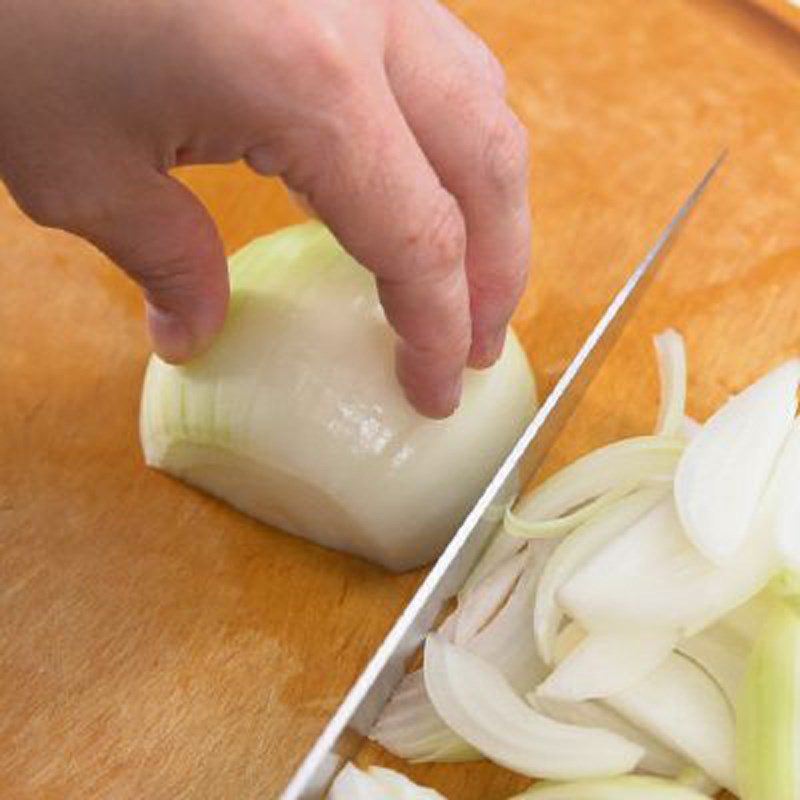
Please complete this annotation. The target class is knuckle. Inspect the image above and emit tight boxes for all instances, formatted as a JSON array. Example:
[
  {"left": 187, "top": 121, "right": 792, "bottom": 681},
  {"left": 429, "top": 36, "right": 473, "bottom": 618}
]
[
  {"left": 299, "top": 20, "right": 357, "bottom": 90},
  {"left": 412, "top": 194, "right": 466, "bottom": 278},
  {"left": 482, "top": 111, "right": 530, "bottom": 199}
]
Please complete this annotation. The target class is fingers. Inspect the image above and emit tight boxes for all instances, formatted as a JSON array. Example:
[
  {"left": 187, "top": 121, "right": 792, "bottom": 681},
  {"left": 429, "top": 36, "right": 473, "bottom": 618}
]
[
  {"left": 279, "top": 73, "right": 472, "bottom": 418},
  {"left": 386, "top": 0, "right": 532, "bottom": 368},
  {"left": 9, "top": 162, "right": 229, "bottom": 363}
]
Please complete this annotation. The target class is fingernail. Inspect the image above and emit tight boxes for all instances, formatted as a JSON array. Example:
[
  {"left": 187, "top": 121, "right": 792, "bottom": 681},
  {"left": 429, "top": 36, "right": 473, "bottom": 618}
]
[
  {"left": 469, "top": 328, "right": 507, "bottom": 369},
  {"left": 434, "top": 375, "right": 463, "bottom": 419},
  {"left": 146, "top": 302, "right": 194, "bottom": 363}
]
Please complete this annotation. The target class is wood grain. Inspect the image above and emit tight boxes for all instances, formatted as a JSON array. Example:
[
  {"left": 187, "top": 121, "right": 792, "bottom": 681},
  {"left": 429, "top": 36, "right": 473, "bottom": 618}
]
[{"left": 1, "top": 1, "right": 799, "bottom": 798}]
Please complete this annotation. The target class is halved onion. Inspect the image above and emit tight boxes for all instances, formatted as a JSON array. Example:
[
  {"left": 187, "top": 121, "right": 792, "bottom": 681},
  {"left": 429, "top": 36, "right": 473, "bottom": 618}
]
[{"left": 140, "top": 222, "right": 536, "bottom": 571}]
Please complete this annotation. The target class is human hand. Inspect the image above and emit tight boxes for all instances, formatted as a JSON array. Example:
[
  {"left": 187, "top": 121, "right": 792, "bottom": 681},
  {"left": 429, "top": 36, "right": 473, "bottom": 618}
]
[{"left": 0, "top": 0, "right": 531, "bottom": 418}]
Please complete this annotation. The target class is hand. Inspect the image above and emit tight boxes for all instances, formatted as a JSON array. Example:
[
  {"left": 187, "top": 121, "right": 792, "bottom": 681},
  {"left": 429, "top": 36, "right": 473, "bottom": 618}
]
[{"left": 0, "top": 0, "right": 531, "bottom": 418}]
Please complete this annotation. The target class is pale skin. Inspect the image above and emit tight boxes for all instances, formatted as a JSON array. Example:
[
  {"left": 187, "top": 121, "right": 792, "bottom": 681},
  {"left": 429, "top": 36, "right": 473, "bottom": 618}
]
[{"left": 0, "top": 0, "right": 531, "bottom": 418}]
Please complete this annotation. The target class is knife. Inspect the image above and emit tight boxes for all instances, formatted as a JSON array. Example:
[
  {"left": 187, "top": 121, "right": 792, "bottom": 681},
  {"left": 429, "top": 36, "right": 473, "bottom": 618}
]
[{"left": 281, "top": 152, "right": 726, "bottom": 800}]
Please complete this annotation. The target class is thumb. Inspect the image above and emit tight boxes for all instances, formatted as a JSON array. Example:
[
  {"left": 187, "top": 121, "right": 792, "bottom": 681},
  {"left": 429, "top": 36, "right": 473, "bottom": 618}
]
[{"left": 78, "top": 170, "right": 229, "bottom": 363}]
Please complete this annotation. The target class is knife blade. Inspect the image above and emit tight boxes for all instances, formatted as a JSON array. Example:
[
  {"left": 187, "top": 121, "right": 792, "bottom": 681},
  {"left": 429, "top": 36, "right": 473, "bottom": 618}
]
[{"left": 281, "top": 152, "right": 725, "bottom": 800}]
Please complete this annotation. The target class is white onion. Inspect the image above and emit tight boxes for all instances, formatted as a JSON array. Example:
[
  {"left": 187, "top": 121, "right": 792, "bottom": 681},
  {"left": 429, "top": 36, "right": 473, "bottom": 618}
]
[
  {"left": 140, "top": 222, "right": 536, "bottom": 571},
  {"left": 606, "top": 653, "right": 737, "bottom": 792},
  {"left": 327, "top": 763, "right": 445, "bottom": 799},
  {"left": 654, "top": 329, "right": 688, "bottom": 439},
  {"left": 674, "top": 359, "right": 800, "bottom": 564},
  {"left": 422, "top": 634, "right": 643, "bottom": 780},
  {"left": 536, "top": 628, "right": 677, "bottom": 702},
  {"left": 508, "top": 775, "right": 713, "bottom": 799}
]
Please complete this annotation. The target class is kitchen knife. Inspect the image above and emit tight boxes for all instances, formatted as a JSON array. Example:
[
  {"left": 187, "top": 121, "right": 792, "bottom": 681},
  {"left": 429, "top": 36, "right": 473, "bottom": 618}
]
[{"left": 282, "top": 151, "right": 725, "bottom": 800}]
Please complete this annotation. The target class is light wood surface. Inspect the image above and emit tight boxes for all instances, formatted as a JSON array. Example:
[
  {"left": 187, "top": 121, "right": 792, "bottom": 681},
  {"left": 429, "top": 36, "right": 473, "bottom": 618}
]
[{"left": 2, "top": 1, "right": 800, "bottom": 798}]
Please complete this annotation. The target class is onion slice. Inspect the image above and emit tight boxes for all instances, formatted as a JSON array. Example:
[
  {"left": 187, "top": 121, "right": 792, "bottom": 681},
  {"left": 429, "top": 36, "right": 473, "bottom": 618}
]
[
  {"left": 371, "top": 548, "right": 549, "bottom": 763},
  {"left": 529, "top": 695, "right": 687, "bottom": 778},
  {"left": 508, "top": 775, "right": 713, "bottom": 799},
  {"left": 737, "top": 596, "right": 800, "bottom": 800},
  {"left": 509, "top": 436, "right": 683, "bottom": 534},
  {"left": 674, "top": 359, "right": 800, "bottom": 564},
  {"left": 537, "top": 628, "right": 678, "bottom": 702},
  {"left": 677, "top": 621, "right": 752, "bottom": 707},
  {"left": 453, "top": 549, "right": 529, "bottom": 644},
  {"left": 423, "top": 634, "right": 643, "bottom": 780},
  {"left": 533, "top": 486, "right": 668, "bottom": 664},
  {"left": 327, "top": 763, "right": 445, "bottom": 799},
  {"left": 560, "top": 495, "right": 777, "bottom": 636},
  {"left": 606, "top": 653, "right": 737, "bottom": 792},
  {"left": 654, "top": 330, "right": 688, "bottom": 439},
  {"left": 771, "top": 422, "right": 800, "bottom": 571}
]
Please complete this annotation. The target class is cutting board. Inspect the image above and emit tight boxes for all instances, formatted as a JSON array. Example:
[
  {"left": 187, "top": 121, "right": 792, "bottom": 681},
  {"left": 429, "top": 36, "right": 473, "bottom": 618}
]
[{"left": 2, "top": 1, "right": 800, "bottom": 798}]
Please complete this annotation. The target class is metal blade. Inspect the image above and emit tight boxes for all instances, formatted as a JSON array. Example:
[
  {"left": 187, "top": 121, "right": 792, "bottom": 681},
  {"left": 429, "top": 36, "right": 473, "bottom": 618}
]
[{"left": 281, "top": 152, "right": 725, "bottom": 800}]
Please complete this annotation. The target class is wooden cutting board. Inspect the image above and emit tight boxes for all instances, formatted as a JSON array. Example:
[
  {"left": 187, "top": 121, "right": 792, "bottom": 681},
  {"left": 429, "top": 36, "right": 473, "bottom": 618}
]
[{"left": 2, "top": 1, "right": 800, "bottom": 798}]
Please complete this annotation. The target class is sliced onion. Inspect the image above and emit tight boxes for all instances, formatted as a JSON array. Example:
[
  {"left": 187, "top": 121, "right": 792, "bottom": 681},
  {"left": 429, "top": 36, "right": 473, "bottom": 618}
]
[
  {"left": 371, "top": 547, "right": 549, "bottom": 763},
  {"left": 461, "top": 529, "right": 526, "bottom": 595},
  {"left": 560, "top": 495, "right": 778, "bottom": 636},
  {"left": 654, "top": 330, "right": 688, "bottom": 439},
  {"left": 504, "top": 486, "right": 633, "bottom": 540},
  {"left": 606, "top": 653, "right": 737, "bottom": 792},
  {"left": 508, "top": 775, "right": 713, "bottom": 799},
  {"left": 674, "top": 359, "right": 800, "bottom": 564},
  {"left": 367, "top": 766, "right": 447, "bottom": 799},
  {"left": 369, "top": 671, "right": 479, "bottom": 763},
  {"left": 533, "top": 486, "right": 668, "bottom": 664},
  {"left": 737, "top": 597, "right": 800, "bottom": 800},
  {"left": 537, "top": 628, "right": 677, "bottom": 702},
  {"left": 509, "top": 436, "right": 684, "bottom": 532},
  {"left": 529, "top": 695, "right": 687, "bottom": 778},
  {"left": 327, "top": 763, "right": 445, "bottom": 799},
  {"left": 677, "top": 620, "right": 752, "bottom": 707},
  {"left": 771, "top": 422, "right": 800, "bottom": 571},
  {"left": 423, "top": 634, "right": 644, "bottom": 780},
  {"left": 453, "top": 548, "right": 529, "bottom": 644}
]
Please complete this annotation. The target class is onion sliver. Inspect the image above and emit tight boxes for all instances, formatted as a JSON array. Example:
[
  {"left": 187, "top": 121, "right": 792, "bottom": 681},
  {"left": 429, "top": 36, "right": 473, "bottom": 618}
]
[
  {"left": 371, "top": 548, "right": 548, "bottom": 762},
  {"left": 537, "top": 628, "right": 677, "bottom": 702},
  {"left": 677, "top": 621, "right": 752, "bottom": 707},
  {"left": 453, "top": 549, "right": 529, "bottom": 644},
  {"left": 560, "top": 495, "right": 777, "bottom": 636},
  {"left": 509, "top": 436, "right": 683, "bottom": 532},
  {"left": 327, "top": 763, "right": 445, "bottom": 799},
  {"left": 771, "top": 422, "right": 800, "bottom": 571},
  {"left": 423, "top": 634, "right": 643, "bottom": 780},
  {"left": 606, "top": 653, "right": 737, "bottom": 792},
  {"left": 737, "top": 597, "right": 800, "bottom": 800},
  {"left": 533, "top": 486, "right": 668, "bottom": 664},
  {"left": 654, "top": 330, "right": 688, "bottom": 439},
  {"left": 508, "top": 775, "right": 713, "bottom": 799},
  {"left": 674, "top": 359, "right": 800, "bottom": 564},
  {"left": 504, "top": 486, "right": 632, "bottom": 540},
  {"left": 529, "top": 695, "right": 687, "bottom": 778},
  {"left": 140, "top": 222, "right": 536, "bottom": 571}
]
